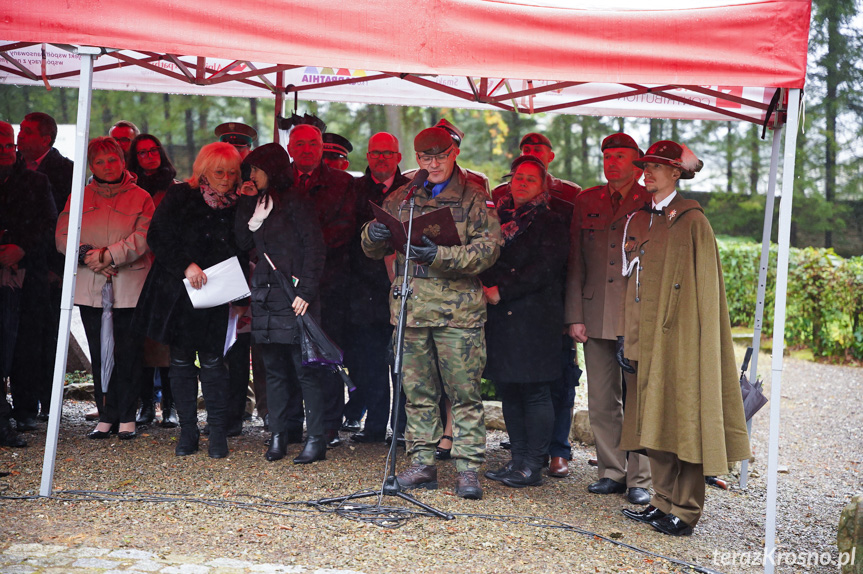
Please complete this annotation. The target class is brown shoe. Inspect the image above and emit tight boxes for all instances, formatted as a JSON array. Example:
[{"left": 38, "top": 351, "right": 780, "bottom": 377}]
[
  {"left": 548, "top": 456, "right": 569, "bottom": 478},
  {"left": 455, "top": 470, "right": 483, "bottom": 500},
  {"left": 84, "top": 408, "right": 99, "bottom": 421},
  {"left": 396, "top": 464, "right": 437, "bottom": 490}
]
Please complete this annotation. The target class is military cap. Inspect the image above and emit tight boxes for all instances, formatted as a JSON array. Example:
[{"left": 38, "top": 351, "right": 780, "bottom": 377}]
[
  {"left": 601, "top": 133, "right": 643, "bottom": 156},
  {"left": 322, "top": 133, "right": 353, "bottom": 158},
  {"left": 519, "top": 132, "right": 552, "bottom": 149},
  {"left": 215, "top": 122, "right": 258, "bottom": 147},
  {"left": 434, "top": 118, "right": 465, "bottom": 147},
  {"left": 633, "top": 140, "right": 703, "bottom": 180},
  {"left": 414, "top": 127, "right": 453, "bottom": 155}
]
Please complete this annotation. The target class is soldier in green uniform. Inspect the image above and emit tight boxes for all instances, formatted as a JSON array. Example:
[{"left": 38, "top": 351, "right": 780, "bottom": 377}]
[{"left": 361, "top": 127, "right": 501, "bottom": 500}]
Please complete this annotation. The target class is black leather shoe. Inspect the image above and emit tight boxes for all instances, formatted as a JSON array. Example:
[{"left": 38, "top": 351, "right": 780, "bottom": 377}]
[
  {"left": 350, "top": 429, "right": 386, "bottom": 443},
  {"left": 484, "top": 460, "right": 515, "bottom": 482},
  {"left": 500, "top": 440, "right": 511, "bottom": 450},
  {"left": 15, "top": 417, "right": 38, "bottom": 432},
  {"left": 340, "top": 418, "right": 361, "bottom": 433},
  {"left": 136, "top": 402, "right": 155, "bottom": 426},
  {"left": 226, "top": 420, "right": 243, "bottom": 437},
  {"left": 622, "top": 505, "right": 667, "bottom": 524},
  {"left": 262, "top": 414, "right": 269, "bottom": 431},
  {"left": 435, "top": 435, "right": 453, "bottom": 460},
  {"left": 588, "top": 477, "right": 626, "bottom": 495},
  {"left": 294, "top": 435, "right": 327, "bottom": 464},
  {"left": 501, "top": 466, "right": 543, "bottom": 488},
  {"left": 265, "top": 433, "right": 288, "bottom": 461},
  {"left": 0, "top": 423, "right": 27, "bottom": 447},
  {"left": 160, "top": 406, "right": 179, "bottom": 428},
  {"left": 207, "top": 426, "right": 229, "bottom": 459},
  {"left": 37, "top": 411, "right": 50, "bottom": 422},
  {"left": 325, "top": 429, "right": 341, "bottom": 448},
  {"left": 627, "top": 487, "right": 651, "bottom": 505},
  {"left": 175, "top": 426, "right": 200, "bottom": 456},
  {"left": 650, "top": 513, "right": 694, "bottom": 536},
  {"left": 87, "top": 429, "right": 112, "bottom": 439},
  {"left": 118, "top": 430, "right": 138, "bottom": 440}
]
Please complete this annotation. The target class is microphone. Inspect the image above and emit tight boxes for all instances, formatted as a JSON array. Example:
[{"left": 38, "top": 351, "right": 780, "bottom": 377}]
[{"left": 403, "top": 169, "right": 430, "bottom": 203}]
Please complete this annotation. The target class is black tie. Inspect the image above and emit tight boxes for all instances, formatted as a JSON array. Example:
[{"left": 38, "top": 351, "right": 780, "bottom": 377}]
[
  {"left": 299, "top": 173, "right": 310, "bottom": 190},
  {"left": 611, "top": 192, "right": 622, "bottom": 213},
  {"left": 642, "top": 203, "right": 663, "bottom": 215}
]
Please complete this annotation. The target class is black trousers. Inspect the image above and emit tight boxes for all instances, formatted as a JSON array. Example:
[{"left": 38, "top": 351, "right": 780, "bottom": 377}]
[
  {"left": 79, "top": 305, "right": 142, "bottom": 424},
  {"left": 342, "top": 322, "right": 393, "bottom": 434},
  {"left": 499, "top": 381, "right": 554, "bottom": 471},
  {"left": 169, "top": 347, "right": 229, "bottom": 429},
  {"left": 261, "top": 343, "right": 324, "bottom": 437},
  {"left": 9, "top": 282, "right": 52, "bottom": 421},
  {"left": 225, "top": 332, "right": 251, "bottom": 426}
]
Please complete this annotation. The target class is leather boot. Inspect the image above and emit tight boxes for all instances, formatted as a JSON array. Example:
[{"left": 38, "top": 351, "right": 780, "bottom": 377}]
[
  {"left": 293, "top": 435, "right": 327, "bottom": 464},
  {"left": 160, "top": 402, "right": 179, "bottom": 428},
  {"left": 265, "top": 433, "right": 288, "bottom": 461},
  {"left": 136, "top": 401, "right": 156, "bottom": 426},
  {"left": 207, "top": 425, "right": 229, "bottom": 459},
  {"left": 175, "top": 425, "right": 200, "bottom": 456}
]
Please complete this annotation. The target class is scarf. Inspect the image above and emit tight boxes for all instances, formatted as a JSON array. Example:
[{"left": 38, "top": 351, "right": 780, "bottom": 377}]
[
  {"left": 496, "top": 191, "right": 550, "bottom": 246},
  {"left": 199, "top": 175, "right": 238, "bottom": 210},
  {"left": 135, "top": 165, "right": 177, "bottom": 197}
]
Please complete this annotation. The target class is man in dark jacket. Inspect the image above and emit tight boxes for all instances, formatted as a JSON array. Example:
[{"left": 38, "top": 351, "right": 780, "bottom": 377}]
[
  {"left": 344, "top": 132, "right": 409, "bottom": 443},
  {"left": 1, "top": 120, "right": 58, "bottom": 434},
  {"left": 287, "top": 124, "right": 357, "bottom": 447}
]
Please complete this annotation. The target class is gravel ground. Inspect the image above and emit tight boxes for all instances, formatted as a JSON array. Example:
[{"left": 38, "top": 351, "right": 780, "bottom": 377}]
[{"left": 1, "top": 346, "right": 860, "bottom": 574}]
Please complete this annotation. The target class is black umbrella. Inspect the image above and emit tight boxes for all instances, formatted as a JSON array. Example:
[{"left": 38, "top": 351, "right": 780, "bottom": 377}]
[
  {"left": 739, "top": 346, "right": 768, "bottom": 421},
  {"left": 262, "top": 254, "right": 354, "bottom": 391}
]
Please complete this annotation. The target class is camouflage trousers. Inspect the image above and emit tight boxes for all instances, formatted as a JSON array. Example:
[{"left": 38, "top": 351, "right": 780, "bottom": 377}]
[{"left": 399, "top": 326, "right": 486, "bottom": 472}]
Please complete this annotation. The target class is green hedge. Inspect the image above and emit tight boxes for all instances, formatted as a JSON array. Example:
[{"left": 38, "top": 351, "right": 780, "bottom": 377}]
[{"left": 718, "top": 237, "right": 863, "bottom": 360}]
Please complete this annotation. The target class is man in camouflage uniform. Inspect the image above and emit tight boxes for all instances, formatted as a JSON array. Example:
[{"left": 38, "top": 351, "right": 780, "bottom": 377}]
[{"left": 361, "top": 127, "right": 501, "bottom": 500}]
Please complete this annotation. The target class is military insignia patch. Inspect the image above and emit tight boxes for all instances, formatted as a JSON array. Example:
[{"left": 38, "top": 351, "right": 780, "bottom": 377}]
[
  {"left": 485, "top": 200, "right": 495, "bottom": 209},
  {"left": 668, "top": 209, "right": 677, "bottom": 220},
  {"left": 424, "top": 224, "right": 442, "bottom": 238}
]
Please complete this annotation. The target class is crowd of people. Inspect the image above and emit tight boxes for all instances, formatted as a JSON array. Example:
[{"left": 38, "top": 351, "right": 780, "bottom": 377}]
[{"left": 0, "top": 111, "right": 750, "bottom": 536}]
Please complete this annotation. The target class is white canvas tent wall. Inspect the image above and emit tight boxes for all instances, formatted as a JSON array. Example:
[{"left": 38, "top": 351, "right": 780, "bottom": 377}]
[{"left": 1, "top": 2, "right": 810, "bottom": 572}]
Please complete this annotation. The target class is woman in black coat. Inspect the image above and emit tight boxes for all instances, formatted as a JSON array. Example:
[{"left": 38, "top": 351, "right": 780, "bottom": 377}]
[
  {"left": 234, "top": 143, "right": 328, "bottom": 464},
  {"left": 135, "top": 142, "right": 247, "bottom": 458},
  {"left": 480, "top": 155, "right": 571, "bottom": 488}
]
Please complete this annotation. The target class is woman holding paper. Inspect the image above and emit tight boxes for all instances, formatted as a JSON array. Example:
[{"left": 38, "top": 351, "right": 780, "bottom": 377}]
[
  {"left": 135, "top": 142, "right": 248, "bottom": 458},
  {"left": 234, "top": 143, "right": 328, "bottom": 464},
  {"left": 56, "top": 136, "right": 154, "bottom": 440}
]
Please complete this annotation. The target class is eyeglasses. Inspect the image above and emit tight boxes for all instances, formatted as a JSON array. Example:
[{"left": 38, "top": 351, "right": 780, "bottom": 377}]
[
  {"left": 0, "top": 143, "right": 16, "bottom": 151},
  {"left": 114, "top": 137, "right": 132, "bottom": 144},
  {"left": 136, "top": 147, "right": 160, "bottom": 158},
  {"left": 211, "top": 169, "right": 237, "bottom": 180},
  {"left": 416, "top": 147, "right": 454, "bottom": 166},
  {"left": 367, "top": 150, "right": 397, "bottom": 159}
]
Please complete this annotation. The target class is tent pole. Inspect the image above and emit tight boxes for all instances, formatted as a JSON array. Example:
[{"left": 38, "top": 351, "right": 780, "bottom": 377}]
[
  {"left": 763, "top": 87, "right": 800, "bottom": 574},
  {"left": 740, "top": 121, "right": 783, "bottom": 489},
  {"left": 39, "top": 46, "right": 99, "bottom": 497},
  {"left": 273, "top": 71, "right": 285, "bottom": 145}
]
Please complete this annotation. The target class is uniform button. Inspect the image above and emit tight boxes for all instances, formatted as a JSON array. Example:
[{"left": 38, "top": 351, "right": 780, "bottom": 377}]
[
  {"left": 507, "top": 311, "right": 512, "bottom": 316},
  {"left": 674, "top": 283, "right": 681, "bottom": 289},
  {"left": 608, "top": 278, "right": 613, "bottom": 283},
  {"left": 635, "top": 297, "right": 640, "bottom": 302},
  {"left": 414, "top": 295, "right": 418, "bottom": 299},
  {"left": 611, "top": 225, "right": 616, "bottom": 230},
  {"left": 510, "top": 268, "right": 516, "bottom": 273},
  {"left": 640, "top": 249, "right": 645, "bottom": 255},
  {"left": 610, "top": 243, "right": 615, "bottom": 248},
  {"left": 609, "top": 260, "right": 615, "bottom": 265}
]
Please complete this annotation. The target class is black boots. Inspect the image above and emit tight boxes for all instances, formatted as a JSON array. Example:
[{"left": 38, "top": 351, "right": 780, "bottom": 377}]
[
  {"left": 175, "top": 425, "right": 200, "bottom": 456},
  {"left": 293, "top": 435, "right": 327, "bottom": 464},
  {"left": 265, "top": 433, "right": 288, "bottom": 461},
  {"left": 136, "top": 401, "right": 156, "bottom": 426},
  {"left": 207, "top": 425, "right": 228, "bottom": 459}
]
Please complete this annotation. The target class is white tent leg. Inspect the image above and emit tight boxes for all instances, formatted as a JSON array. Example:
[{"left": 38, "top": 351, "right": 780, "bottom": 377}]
[
  {"left": 39, "top": 46, "right": 99, "bottom": 497},
  {"left": 764, "top": 88, "right": 800, "bottom": 574},
  {"left": 740, "top": 123, "right": 783, "bottom": 489}
]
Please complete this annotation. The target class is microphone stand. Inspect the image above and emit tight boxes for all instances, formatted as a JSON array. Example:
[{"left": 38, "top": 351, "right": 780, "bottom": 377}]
[{"left": 317, "top": 188, "right": 454, "bottom": 521}]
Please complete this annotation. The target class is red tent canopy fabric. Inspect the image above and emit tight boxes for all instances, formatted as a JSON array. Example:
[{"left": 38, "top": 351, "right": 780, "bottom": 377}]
[{"left": 4, "top": 0, "right": 810, "bottom": 89}]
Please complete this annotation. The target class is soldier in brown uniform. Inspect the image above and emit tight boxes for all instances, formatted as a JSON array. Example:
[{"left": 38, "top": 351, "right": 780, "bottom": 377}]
[
  {"left": 362, "top": 127, "right": 501, "bottom": 500},
  {"left": 617, "top": 140, "right": 750, "bottom": 536},
  {"left": 564, "top": 133, "right": 651, "bottom": 504}
]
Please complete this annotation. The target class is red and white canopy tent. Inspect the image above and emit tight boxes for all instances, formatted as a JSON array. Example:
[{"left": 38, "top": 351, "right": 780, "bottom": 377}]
[{"left": 1, "top": 1, "right": 810, "bottom": 571}]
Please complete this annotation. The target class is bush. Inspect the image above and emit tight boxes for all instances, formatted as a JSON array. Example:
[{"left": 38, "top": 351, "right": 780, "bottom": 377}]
[{"left": 719, "top": 238, "right": 863, "bottom": 360}]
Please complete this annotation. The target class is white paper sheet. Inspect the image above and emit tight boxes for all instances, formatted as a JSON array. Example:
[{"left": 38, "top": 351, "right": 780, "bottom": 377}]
[{"left": 183, "top": 256, "right": 250, "bottom": 309}]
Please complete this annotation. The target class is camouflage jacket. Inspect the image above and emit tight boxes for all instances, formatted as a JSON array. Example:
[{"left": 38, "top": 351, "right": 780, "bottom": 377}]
[{"left": 361, "top": 165, "right": 502, "bottom": 328}]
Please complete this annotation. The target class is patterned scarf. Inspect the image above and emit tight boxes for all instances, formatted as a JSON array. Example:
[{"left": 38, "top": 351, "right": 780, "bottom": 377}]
[
  {"left": 199, "top": 175, "right": 239, "bottom": 209},
  {"left": 496, "top": 191, "right": 550, "bottom": 246}
]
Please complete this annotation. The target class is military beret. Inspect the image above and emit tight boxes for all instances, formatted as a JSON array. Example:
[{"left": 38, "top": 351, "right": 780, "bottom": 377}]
[
  {"left": 322, "top": 133, "right": 353, "bottom": 158},
  {"left": 0, "top": 121, "right": 13, "bottom": 139},
  {"left": 601, "top": 133, "right": 643, "bottom": 156},
  {"left": 414, "top": 127, "right": 453, "bottom": 155},
  {"left": 519, "top": 132, "right": 552, "bottom": 149},
  {"left": 633, "top": 140, "right": 703, "bottom": 180},
  {"left": 215, "top": 122, "right": 258, "bottom": 147},
  {"left": 434, "top": 118, "right": 465, "bottom": 147}
]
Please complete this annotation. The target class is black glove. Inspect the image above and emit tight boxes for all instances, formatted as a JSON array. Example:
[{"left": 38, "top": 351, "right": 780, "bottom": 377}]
[
  {"left": 616, "top": 336, "right": 635, "bottom": 374},
  {"left": 368, "top": 221, "right": 392, "bottom": 242},
  {"left": 409, "top": 235, "right": 438, "bottom": 264}
]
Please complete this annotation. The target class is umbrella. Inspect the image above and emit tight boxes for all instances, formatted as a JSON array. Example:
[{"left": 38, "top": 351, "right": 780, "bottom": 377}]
[
  {"left": 100, "top": 279, "right": 115, "bottom": 396},
  {"left": 262, "top": 254, "right": 354, "bottom": 391},
  {"left": 739, "top": 346, "right": 767, "bottom": 422}
]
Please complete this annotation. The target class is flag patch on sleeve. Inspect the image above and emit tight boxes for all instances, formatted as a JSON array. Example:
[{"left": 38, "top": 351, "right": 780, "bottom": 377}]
[{"left": 485, "top": 200, "right": 495, "bottom": 208}]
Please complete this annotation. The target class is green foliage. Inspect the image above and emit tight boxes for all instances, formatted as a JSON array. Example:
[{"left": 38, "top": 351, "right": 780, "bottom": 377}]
[
  {"left": 480, "top": 378, "right": 497, "bottom": 401},
  {"left": 719, "top": 238, "right": 863, "bottom": 360}
]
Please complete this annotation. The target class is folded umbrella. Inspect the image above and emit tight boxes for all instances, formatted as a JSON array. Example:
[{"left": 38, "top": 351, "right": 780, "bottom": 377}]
[
  {"left": 739, "top": 346, "right": 767, "bottom": 422},
  {"left": 100, "top": 279, "right": 115, "bottom": 396},
  {"left": 262, "top": 254, "right": 354, "bottom": 391}
]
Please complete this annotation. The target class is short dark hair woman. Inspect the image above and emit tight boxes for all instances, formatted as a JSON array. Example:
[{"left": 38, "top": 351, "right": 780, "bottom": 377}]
[
  {"left": 56, "top": 136, "right": 154, "bottom": 440},
  {"left": 127, "top": 134, "right": 178, "bottom": 208},
  {"left": 234, "top": 143, "right": 328, "bottom": 464},
  {"left": 480, "top": 155, "right": 571, "bottom": 487},
  {"left": 135, "top": 142, "right": 247, "bottom": 458}
]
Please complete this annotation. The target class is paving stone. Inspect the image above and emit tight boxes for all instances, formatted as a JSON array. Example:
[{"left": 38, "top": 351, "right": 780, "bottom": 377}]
[
  {"left": 22, "top": 554, "right": 73, "bottom": 567},
  {"left": 312, "top": 570, "right": 365, "bottom": 574},
  {"left": 207, "top": 557, "right": 255, "bottom": 568},
  {"left": 1, "top": 565, "right": 37, "bottom": 574},
  {"left": 131, "top": 559, "right": 164, "bottom": 572},
  {"left": 249, "top": 566, "right": 307, "bottom": 573},
  {"left": 109, "top": 548, "right": 157, "bottom": 560},
  {"left": 5, "top": 543, "right": 64, "bottom": 556},
  {"left": 68, "top": 546, "right": 112, "bottom": 558},
  {"left": 163, "top": 553, "right": 208, "bottom": 565},
  {"left": 72, "top": 556, "right": 124, "bottom": 569},
  {"left": 161, "top": 564, "right": 212, "bottom": 574},
  {"left": 105, "top": 570, "right": 152, "bottom": 574}
]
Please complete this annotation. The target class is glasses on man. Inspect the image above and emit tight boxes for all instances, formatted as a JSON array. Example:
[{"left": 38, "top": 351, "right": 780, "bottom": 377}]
[
  {"left": 1, "top": 143, "right": 17, "bottom": 151},
  {"left": 114, "top": 137, "right": 133, "bottom": 144},
  {"left": 136, "top": 147, "right": 160, "bottom": 158},
  {"left": 416, "top": 147, "right": 453, "bottom": 166},
  {"left": 367, "top": 150, "right": 396, "bottom": 159}
]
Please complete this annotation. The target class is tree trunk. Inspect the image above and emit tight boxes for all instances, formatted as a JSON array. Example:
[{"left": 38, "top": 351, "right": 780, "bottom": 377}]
[
  {"left": 384, "top": 105, "right": 403, "bottom": 149},
  {"left": 824, "top": 7, "right": 840, "bottom": 249},
  {"left": 250, "top": 98, "right": 260, "bottom": 141},
  {"left": 726, "top": 122, "right": 734, "bottom": 193},
  {"left": 184, "top": 108, "right": 195, "bottom": 175},
  {"left": 749, "top": 124, "right": 760, "bottom": 195}
]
